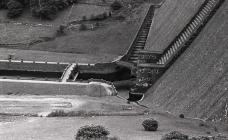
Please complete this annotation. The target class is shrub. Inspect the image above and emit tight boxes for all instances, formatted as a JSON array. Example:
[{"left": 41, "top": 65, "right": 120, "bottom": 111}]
[
  {"left": 109, "top": 136, "right": 119, "bottom": 140},
  {"left": 89, "top": 12, "right": 108, "bottom": 21},
  {"left": 35, "top": 6, "right": 57, "bottom": 20},
  {"left": 161, "top": 131, "right": 188, "bottom": 140},
  {"left": 47, "top": 110, "right": 67, "bottom": 117},
  {"left": 30, "top": 0, "right": 77, "bottom": 20},
  {"left": 79, "top": 23, "right": 87, "bottom": 31},
  {"left": 179, "top": 114, "right": 185, "bottom": 118},
  {"left": 95, "top": 22, "right": 100, "bottom": 27},
  {"left": 102, "top": 12, "right": 108, "bottom": 19},
  {"left": 90, "top": 14, "right": 95, "bottom": 20},
  {"left": 47, "top": 110, "right": 87, "bottom": 117},
  {"left": 2, "top": 0, "right": 77, "bottom": 19},
  {"left": 142, "top": 118, "right": 158, "bottom": 131},
  {"left": 7, "top": 8, "right": 23, "bottom": 18},
  {"left": 56, "top": 25, "right": 67, "bottom": 36},
  {"left": 75, "top": 125, "right": 110, "bottom": 140},
  {"left": 7, "top": 0, "right": 24, "bottom": 18},
  {"left": 110, "top": 1, "right": 122, "bottom": 11},
  {"left": 82, "top": 15, "right": 87, "bottom": 21}
]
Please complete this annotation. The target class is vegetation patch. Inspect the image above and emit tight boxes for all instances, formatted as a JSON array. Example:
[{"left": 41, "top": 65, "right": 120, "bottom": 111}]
[
  {"left": 0, "top": 0, "right": 78, "bottom": 19},
  {"left": 79, "top": 23, "right": 88, "bottom": 31},
  {"left": 161, "top": 131, "right": 188, "bottom": 140},
  {"left": 142, "top": 118, "right": 158, "bottom": 131},
  {"left": 189, "top": 135, "right": 228, "bottom": 140},
  {"left": 179, "top": 114, "right": 185, "bottom": 119},
  {"left": 75, "top": 125, "right": 110, "bottom": 140},
  {"left": 110, "top": 1, "right": 122, "bottom": 11}
]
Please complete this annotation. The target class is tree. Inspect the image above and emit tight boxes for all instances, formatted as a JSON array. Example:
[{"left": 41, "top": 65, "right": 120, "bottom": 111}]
[
  {"left": 0, "top": 0, "right": 9, "bottom": 9},
  {"left": 110, "top": 1, "right": 122, "bottom": 11},
  {"left": 7, "top": 0, "right": 24, "bottom": 18}
]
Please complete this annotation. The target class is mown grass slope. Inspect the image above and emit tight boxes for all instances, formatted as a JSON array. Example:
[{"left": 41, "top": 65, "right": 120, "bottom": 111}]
[{"left": 144, "top": 0, "right": 228, "bottom": 122}]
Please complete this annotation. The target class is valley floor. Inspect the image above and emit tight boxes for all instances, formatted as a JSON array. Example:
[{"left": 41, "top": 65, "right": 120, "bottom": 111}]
[
  {"left": 1, "top": 111, "right": 228, "bottom": 140},
  {"left": 0, "top": 95, "right": 227, "bottom": 140}
]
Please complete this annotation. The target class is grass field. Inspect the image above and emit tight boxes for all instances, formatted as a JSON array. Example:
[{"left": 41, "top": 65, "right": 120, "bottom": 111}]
[
  {"left": 0, "top": 47, "right": 118, "bottom": 63},
  {"left": 0, "top": 3, "right": 148, "bottom": 58},
  {"left": 0, "top": 4, "right": 110, "bottom": 44},
  {"left": 0, "top": 110, "right": 227, "bottom": 140}
]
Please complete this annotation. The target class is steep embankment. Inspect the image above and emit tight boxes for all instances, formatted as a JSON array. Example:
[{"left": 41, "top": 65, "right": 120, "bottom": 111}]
[
  {"left": 144, "top": 0, "right": 228, "bottom": 122},
  {"left": 145, "top": 0, "right": 205, "bottom": 51}
]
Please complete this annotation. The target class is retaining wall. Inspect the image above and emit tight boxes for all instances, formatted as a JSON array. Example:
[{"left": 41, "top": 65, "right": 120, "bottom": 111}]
[{"left": 0, "top": 79, "right": 114, "bottom": 97}]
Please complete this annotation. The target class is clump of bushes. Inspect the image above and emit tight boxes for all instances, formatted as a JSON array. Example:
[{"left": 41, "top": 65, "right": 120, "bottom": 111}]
[
  {"left": 1, "top": 0, "right": 77, "bottom": 19},
  {"left": 6, "top": 0, "right": 24, "bottom": 18},
  {"left": 46, "top": 110, "right": 106, "bottom": 117},
  {"left": 47, "top": 110, "right": 89, "bottom": 117},
  {"left": 30, "top": 0, "right": 77, "bottom": 20},
  {"left": 142, "top": 118, "right": 158, "bottom": 131},
  {"left": 89, "top": 12, "right": 110, "bottom": 21},
  {"left": 161, "top": 131, "right": 188, "bottom": 140},
  {"left": 110, "top": 1, "right": 122, "bottom": 11},
  {"left": 75, "top": 125, "right": 110, "bottom": 140}
]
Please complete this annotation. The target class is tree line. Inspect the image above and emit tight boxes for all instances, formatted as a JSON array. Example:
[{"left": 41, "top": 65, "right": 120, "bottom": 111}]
[{"left": 0, "top": 0, "right": 77, "bottom": 19}]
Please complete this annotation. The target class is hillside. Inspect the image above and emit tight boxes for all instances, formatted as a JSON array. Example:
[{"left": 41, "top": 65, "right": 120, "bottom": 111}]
[
  {"left": 0, "top": 2, "right": 151, "bottom": 57},
  {"left": 145, "top": 0, "right": 205, "bottom": 51},
  {"left": 143, "top": 0, "right": 228, "bottom": 122}
]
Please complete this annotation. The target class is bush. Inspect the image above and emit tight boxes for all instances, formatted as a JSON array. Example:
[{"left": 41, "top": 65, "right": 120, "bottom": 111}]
[
  {"left": 110, "top": 1, "right": 122, "bottom": 11},
  {"left": 102, "top": 12, "right": 108, "bottom": 19},
  {"left": 7, "top": 0, "right": 24, "bottom": 18},
  {"left": 75, "top": 125, "right": 110, "bottom": 140},
  {"left": 161, "top": 131, "right": 188, "bottom": 140},
  {"left": 79, "top": 23, "right": 87, "bottom": 31},
  {"left": 32, "top": 5, "right": 57, "bottom": 20},
  {"left": 82, "top": 15, "right": 87, "bottom": 21},
  {"left": 90, "top": 14, "right": 95, "bottom": 20},
  {"left": 89, "top": 12, "right": 109, "bottom": 21},
  {"left": 2, "top": 0, "right": 77, "bottom": 19},
  {"left": 30, "top": 0, "right": 77, "bottom": 20},
  {"left": 47, "top": 110, "right": 87, "bottom": 117},
  {"left": 142, "top": 118, "right": 158, "bottom": 131},
  {"left": 56, "top": 25, "right": 67, "bottom": 36},
  {"left": 179, "top": 114, "right": 185, "bottom": 118},
  {"left": 7, "top": 8, "right": 23, "bottom": 18}
]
